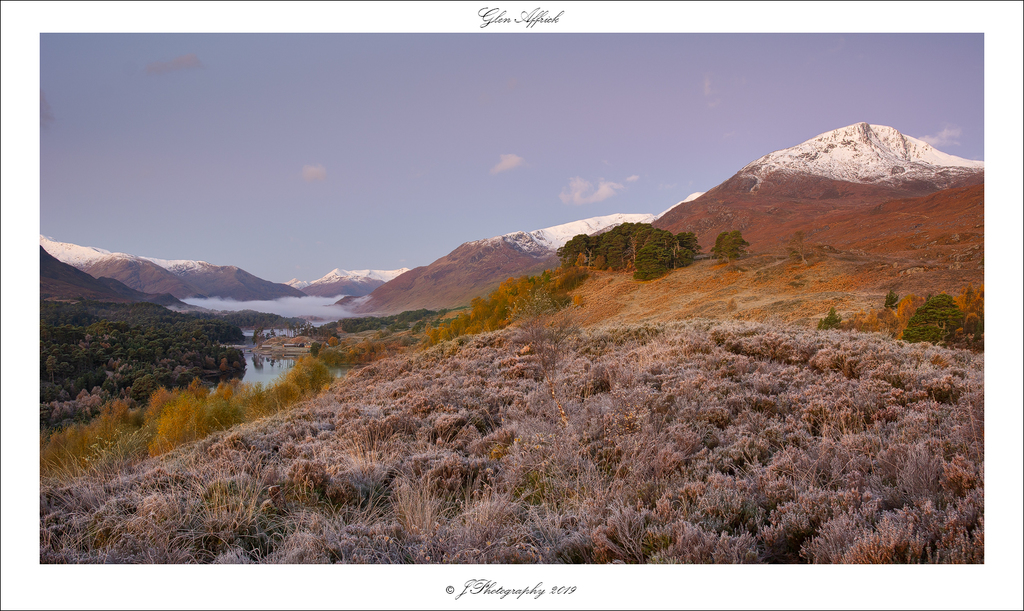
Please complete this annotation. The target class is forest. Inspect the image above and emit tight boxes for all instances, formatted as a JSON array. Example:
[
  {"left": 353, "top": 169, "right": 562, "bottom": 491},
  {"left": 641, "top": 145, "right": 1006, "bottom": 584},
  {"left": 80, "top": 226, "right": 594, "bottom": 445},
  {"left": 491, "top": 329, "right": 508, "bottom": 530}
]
[{"left": 39, "top": 301, "right": 246, "bottom": 429}]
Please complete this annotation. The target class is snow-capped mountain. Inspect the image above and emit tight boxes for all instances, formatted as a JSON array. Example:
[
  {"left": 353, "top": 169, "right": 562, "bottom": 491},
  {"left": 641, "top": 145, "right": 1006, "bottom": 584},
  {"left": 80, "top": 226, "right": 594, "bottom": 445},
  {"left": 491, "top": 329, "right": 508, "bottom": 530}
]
[
  {"left": 737, "top": 122, "right": 983, "bottom": 190},
  {"left": 289, "top": 268, "right": 411, "bottom": 298},
  {"left": 40, "top": 235, "right": 304, "bottom": 301},
  {"left": 654, "top": 122, "right": 985, "bottom": 249},
  {"left": 40, "top": 235, "right": 218, "bottom": 276}
]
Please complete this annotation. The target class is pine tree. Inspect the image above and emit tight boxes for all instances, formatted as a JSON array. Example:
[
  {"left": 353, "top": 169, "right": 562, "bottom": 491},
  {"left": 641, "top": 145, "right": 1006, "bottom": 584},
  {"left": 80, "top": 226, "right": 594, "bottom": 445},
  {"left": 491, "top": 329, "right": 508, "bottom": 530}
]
[
  {"left": 884, "top": 290, "right": 899, "bottom": 309},
  {"left": 817, "top": 307, "right": 842, "bottom": 330},
  {"left": 901, "top": 294, "right": 963, "bottom": 344},
  {"left": 711, "top": 230, "right": 749, "bottom": 262}
]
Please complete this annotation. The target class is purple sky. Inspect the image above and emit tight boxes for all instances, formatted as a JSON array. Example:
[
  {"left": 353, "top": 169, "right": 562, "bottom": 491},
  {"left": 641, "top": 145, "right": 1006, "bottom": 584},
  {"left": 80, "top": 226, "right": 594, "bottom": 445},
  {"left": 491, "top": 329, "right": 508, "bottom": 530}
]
[{"left": 38, "top": 32, "right": 985, "bottom": 283}]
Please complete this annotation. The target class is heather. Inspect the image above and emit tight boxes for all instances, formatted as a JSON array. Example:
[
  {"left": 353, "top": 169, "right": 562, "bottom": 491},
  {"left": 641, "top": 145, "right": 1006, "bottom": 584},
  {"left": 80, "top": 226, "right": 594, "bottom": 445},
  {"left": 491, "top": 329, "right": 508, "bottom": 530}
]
[{"left": 40, "top": 319, "right": 983, "bottom": 563}]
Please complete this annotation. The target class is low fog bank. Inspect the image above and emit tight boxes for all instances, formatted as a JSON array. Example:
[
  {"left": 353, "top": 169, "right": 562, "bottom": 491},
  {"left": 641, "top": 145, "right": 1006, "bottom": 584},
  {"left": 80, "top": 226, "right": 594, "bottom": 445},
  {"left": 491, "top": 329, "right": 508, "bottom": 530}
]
[{"left": 181, "top": 296, "right": 363, "bottom": 322}]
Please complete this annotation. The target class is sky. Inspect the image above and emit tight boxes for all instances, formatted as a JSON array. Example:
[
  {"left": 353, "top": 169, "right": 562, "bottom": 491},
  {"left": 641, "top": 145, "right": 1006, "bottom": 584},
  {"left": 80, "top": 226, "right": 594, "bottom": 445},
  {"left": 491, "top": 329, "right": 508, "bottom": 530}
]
[
  {"left": 5, "top": 4, "right": 1024, "bottom": 610},
  {"left": 36, "top": 30, "right": 988, "bottom": 283}
]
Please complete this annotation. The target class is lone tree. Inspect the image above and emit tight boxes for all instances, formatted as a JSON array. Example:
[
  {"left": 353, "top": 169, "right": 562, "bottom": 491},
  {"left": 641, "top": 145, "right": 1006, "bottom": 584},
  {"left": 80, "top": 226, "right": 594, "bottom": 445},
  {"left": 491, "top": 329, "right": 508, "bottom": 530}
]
[
  {"left": 712, "top": 230, "right": 750, "bottom": 262},
  {"left": 901, "top": 293, "right": 963, "bottom": 344},
  {"left": 884, "top": 290, "right": 900, "bottom": 309},
  {"left": 817, "top": 307, "right": 842, "bottom": 330}
]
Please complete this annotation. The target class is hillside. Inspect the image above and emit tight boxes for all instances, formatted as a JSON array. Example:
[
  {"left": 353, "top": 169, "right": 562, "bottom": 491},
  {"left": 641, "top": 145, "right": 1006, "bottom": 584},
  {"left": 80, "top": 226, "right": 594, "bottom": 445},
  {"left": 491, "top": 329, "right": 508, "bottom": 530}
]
[
  {"left": 40, "top": 247, "right": 184, "bottom": 306},
  {"left": 40, "top": 320, "right": 984, "bottom": 564},
  {"left": 569, "top": 249, "right": 982, "bottom": 330},
  {"left": 343, "top": 214, "right": 656, "bottom": 315},
  {"left": 654, "top": 123, "right": 983, "bottom": 251}
]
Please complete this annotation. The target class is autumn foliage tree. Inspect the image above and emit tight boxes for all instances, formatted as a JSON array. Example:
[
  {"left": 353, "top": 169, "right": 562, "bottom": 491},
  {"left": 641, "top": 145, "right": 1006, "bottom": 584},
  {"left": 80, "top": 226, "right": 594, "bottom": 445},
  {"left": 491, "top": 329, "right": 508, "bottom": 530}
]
[
  {"left": 894, "top": 294, "right": 925, "bottom": 339},
  {"left": 424, "top": 267, "right": 586, "bottom": 346},
  {"left": 953, "top": 284, "right": 984, "bottom": 337}
]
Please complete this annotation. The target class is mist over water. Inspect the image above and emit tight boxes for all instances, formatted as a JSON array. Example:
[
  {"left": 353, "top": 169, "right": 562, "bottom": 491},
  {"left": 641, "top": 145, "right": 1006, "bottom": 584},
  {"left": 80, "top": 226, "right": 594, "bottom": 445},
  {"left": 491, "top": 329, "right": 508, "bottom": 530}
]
[{"left": 180, "top": 296, "right": 363, "bottom": 321}]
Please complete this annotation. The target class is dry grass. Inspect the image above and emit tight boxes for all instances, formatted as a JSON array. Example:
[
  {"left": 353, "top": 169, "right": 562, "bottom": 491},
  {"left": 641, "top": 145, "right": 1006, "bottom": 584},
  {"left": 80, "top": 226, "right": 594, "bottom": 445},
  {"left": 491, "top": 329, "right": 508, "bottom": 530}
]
[{"left": 40, "top": 319, "right": 983, "bottom": 563}]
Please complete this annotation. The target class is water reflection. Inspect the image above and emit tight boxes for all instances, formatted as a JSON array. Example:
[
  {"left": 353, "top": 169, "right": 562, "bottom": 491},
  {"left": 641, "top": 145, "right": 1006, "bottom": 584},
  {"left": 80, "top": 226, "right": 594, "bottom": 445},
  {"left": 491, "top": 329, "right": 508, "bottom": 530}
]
[{"left": 217, "top": 351, "right": 348, "bottom": 386}]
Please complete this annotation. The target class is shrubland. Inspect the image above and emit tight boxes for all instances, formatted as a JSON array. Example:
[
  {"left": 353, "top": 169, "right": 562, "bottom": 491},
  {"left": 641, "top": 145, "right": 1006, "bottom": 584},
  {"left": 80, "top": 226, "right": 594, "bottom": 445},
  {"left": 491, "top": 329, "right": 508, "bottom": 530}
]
[{"left": 40, "top": 318, "right": 983, "bottom": 563}]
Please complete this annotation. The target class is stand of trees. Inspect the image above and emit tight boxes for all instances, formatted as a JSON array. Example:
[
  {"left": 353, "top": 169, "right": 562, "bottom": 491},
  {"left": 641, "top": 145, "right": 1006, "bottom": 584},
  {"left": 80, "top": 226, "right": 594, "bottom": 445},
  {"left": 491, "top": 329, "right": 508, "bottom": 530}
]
[
  {"left": 40, "top": 315, "right": 245, "bottom": 426},
  {"left": 41, "top": 301, "right": 243, "bottom": 344},
  {"left": 822, "top": 285, "right": 983, "bottom": 350},
  {"left": 556, "top": 223, "right": 702, "bottom": 281}
]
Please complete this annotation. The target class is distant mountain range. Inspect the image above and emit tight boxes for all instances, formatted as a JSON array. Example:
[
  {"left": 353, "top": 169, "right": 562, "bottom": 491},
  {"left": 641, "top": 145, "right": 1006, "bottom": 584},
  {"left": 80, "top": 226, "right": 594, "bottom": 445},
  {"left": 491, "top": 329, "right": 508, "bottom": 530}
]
[
  {"left": 40, "top": 247, "right": 185, "bottom": 306},
  {"left": 40, "top": 236, "right": 304, "bottom": 302},
  {"left": 286, "top": 268, "right": 411, "bottom": 298},
  {"left": 40, "top": 122, "right": 983, "bottom": 316}
]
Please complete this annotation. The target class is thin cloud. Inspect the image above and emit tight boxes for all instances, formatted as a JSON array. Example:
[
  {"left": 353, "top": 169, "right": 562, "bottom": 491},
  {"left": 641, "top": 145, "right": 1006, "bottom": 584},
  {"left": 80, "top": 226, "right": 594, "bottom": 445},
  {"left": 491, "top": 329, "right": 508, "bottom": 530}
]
[
  {"left": 490, "top": 153, "right": 524, "bottom": 175},
  {"left": 703, "top": 74, "right": 720, "bottom": 108},
  {"left": 559, "top": 177, "right": 624, "bottom": 205},
  {"left": 145, "top": 53, "right": 203, "bottom": 76},
  {"left": 626, "top": 175, "right": 640, "bottom": 182},
  {"left": 40, "top": 90, "right": 55, "bottom": 128},
  {"left": 918, "top": 126, "right": 962, "bottom": 148},
  {"left": 302, "top": 164, "right": 327, "bottom": 181}
]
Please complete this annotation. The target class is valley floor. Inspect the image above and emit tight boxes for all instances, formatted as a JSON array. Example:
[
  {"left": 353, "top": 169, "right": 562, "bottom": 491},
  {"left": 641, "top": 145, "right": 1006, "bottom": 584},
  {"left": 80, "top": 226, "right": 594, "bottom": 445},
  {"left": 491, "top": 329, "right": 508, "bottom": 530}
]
[{"left": 40, "top": 319, "right": 983, "bottom": 563}]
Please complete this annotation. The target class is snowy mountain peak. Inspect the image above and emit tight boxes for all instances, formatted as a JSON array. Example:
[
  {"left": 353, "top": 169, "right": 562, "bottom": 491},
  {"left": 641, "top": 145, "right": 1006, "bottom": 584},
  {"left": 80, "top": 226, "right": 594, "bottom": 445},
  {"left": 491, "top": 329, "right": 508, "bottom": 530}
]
[
  {"left": 739, "top": 123, "right": 983, "bottom": 186},
  {"left": 309, "top": 268, "right": 411, "bottom": 286},
  {"left": 289, "top": 267, "right": 411, "bottom": 289}
]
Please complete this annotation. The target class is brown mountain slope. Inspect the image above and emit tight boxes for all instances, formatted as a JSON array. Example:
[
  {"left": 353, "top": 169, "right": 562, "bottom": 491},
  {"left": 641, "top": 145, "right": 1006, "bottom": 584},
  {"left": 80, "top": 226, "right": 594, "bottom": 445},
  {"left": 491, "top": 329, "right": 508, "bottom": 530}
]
[
  {"left": 178, "top": 266, "right": 306, "bottom": 301},
  {"left": 654, "top": 179, "right": 983, "bottom": 256},
  {"left": 40, "top": 247, "right": 184, "bottom": 305},
  {"left": 579, "top": 183, "right": 983, "bottom": 329},
  {"left": 341, "top": 239, "right": 557, "bottom": 315},
  {"left": 84, "top": 257, "right": 204, "bottom": 298}
]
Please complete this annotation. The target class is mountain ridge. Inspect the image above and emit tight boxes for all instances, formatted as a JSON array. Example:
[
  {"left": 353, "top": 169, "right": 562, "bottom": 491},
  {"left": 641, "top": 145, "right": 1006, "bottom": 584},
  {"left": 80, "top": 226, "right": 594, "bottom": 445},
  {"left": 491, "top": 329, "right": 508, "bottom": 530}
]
[{"left": 40, "top": 235, "right": 305, "bottom": 302}]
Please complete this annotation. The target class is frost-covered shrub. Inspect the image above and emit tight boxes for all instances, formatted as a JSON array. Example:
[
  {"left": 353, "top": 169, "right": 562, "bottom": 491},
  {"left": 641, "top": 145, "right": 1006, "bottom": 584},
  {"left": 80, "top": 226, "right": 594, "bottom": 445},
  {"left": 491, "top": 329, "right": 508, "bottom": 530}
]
[{"left": 40, "top": 319, "right": 983, "bottom": 564}]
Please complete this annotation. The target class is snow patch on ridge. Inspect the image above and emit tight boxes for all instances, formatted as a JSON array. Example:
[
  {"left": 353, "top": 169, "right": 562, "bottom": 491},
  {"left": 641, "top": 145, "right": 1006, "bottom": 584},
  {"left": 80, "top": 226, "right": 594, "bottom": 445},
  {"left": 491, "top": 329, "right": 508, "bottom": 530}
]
[
  {"left": 654, "top": 192, "right": 705, "bottom": 220},
  {"left": 40, "top": 235, "right": 215, "bottom": 275},
  {"left": 476, "top": 213, "right": 657, "bottom": 257},
  {"left": 40, "top": 235, "right": 113, "bottom": 269}
]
